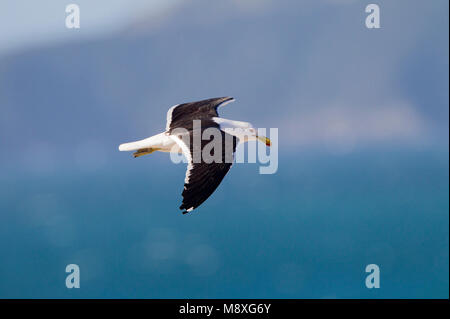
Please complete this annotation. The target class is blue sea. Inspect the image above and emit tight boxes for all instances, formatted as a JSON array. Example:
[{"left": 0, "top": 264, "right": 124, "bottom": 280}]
[{"left": 0, "top": 149, "right": 447, "bottom": 298}]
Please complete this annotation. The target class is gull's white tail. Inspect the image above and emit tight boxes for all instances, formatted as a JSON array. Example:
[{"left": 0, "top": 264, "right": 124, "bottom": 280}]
[
  {"left": 118, "top": 132, "right": 173, "bottom": 152},
  {"left": 119, "top": 138, "right": 152, "bottom": 151}
]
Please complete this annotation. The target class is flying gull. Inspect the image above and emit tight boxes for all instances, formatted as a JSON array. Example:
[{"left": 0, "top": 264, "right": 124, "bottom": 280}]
[{"left": 118, "top": 97, "right": 271, "bottom": 214}]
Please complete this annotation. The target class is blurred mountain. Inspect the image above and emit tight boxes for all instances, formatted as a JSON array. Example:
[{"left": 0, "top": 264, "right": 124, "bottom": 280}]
[{"left": 0, "top": 0, "right": 448, "bottom": 169}]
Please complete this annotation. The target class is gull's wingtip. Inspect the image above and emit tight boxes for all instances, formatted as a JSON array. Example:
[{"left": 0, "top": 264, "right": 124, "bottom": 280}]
[
  {"left": 180, "top": 206, "right": 195, "bottom": 215},
  {"left": 217, "top": 96, "right": 235, "bottom": 108}
]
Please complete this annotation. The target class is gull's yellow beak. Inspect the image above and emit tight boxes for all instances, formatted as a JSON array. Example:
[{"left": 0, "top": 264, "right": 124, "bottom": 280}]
[{"left": 257, "top": 136, "right": 271, "bottom": 147}]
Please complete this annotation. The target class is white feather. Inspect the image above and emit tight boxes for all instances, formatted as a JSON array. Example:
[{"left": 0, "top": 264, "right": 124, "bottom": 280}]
[{"left": 165, "top": 104, "right": 180, "bottom": 131}]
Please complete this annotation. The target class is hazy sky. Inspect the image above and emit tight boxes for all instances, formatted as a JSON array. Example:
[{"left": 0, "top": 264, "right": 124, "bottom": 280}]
[{"left": 0, "top": 0, "right": 181, "bottom": 55}]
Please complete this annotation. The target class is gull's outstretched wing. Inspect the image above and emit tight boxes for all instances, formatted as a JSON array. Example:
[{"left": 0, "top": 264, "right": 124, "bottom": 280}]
[
  {"left": 166, "top": 97, "right": 234, "bottom": 132},
  {"left": 170, "top": 130, "right": 238, "bottom": 214}
]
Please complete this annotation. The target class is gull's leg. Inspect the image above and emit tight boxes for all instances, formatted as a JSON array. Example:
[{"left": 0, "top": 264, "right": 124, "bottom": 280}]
[{"left": 133, "top": 148, "right": 160, "bottom": 158}]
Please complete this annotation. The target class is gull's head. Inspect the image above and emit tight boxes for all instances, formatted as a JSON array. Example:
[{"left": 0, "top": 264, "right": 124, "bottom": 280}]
[{"left": 239, "top": 128, "right": 271, "bottom": 146}]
